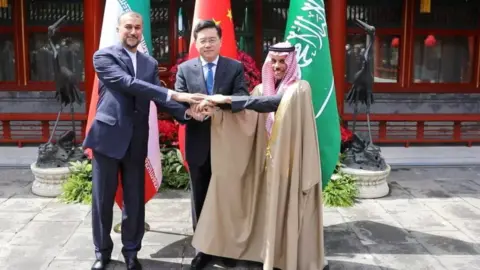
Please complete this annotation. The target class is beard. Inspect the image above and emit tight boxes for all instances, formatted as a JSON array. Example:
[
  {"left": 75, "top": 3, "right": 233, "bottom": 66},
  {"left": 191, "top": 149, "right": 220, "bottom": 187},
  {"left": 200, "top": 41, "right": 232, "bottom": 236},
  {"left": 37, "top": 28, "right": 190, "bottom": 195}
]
[
  {"left": 123, "top": 37, "right": 140, "bottom": 49},
  {"left": 274, "top": 78, "right": 282, "bottom": 89},
  {"left": 274, "top": 70, "right": 285, "bottom": 81}
]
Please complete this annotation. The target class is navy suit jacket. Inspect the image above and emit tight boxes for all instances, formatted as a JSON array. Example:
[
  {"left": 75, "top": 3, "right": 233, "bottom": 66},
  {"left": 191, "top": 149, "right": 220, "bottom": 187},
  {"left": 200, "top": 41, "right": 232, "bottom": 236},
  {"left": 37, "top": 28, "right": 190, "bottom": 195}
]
[
  {"left": 231, "top": 93, "right": 283, "bottom": 113},
  {"left": 83, "top": 44, "right": 189, "bottom": 160},
  {"left": 175, "top": 56, "right": 249, "bottom": 166}
]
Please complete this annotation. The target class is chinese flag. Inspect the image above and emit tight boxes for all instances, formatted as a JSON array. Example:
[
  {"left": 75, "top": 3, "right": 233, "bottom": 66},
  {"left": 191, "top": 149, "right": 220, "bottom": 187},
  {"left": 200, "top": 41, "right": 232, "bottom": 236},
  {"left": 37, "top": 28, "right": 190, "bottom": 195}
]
[{"left": 178, "top": 0, "right": 238, "bottom": 170}]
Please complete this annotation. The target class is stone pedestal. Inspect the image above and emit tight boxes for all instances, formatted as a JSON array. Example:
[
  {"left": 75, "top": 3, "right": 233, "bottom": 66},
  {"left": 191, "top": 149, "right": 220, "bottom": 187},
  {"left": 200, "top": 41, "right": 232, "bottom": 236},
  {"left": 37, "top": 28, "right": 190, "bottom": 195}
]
[
  {"left": 30, "top": 162, "right": 71, "bottom": 197},
  {"left": 340, "top": 164, "right": 391, "bottom": 199}
]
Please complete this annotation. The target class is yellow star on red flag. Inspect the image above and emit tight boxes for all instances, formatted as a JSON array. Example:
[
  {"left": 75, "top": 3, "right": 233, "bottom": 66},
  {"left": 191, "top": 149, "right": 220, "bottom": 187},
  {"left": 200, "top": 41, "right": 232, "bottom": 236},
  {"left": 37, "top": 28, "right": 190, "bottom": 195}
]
[
  {"left": 212, "top": 18, "right": 221, "bottom": 25},
  {"left": 227, "top": 9, "right": 232, "bottom": 21}
]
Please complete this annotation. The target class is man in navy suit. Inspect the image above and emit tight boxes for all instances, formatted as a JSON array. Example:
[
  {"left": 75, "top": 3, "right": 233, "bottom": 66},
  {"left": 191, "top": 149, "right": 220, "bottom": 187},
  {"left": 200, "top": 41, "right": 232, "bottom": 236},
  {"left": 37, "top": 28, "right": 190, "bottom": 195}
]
[
  {"left": 83, "top": 11, "right": 204, "bottom": 270},
  {"left": 174, "top": 19, "right": 249, "bottom": 269}
]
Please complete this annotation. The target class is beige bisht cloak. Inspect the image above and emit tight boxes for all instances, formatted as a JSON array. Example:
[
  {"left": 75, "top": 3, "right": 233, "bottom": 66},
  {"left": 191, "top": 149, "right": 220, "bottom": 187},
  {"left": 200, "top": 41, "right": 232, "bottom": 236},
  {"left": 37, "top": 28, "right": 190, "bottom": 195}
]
[{"left": 191, "top": 80, "right": 325, "bottom": 270}]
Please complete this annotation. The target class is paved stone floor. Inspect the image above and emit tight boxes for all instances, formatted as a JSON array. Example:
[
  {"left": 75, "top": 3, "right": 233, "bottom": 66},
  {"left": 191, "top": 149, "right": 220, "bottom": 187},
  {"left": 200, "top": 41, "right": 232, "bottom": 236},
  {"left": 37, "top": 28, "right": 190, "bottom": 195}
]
[{"left": 1, "top": 167, "right": 480, "bottom": 269}]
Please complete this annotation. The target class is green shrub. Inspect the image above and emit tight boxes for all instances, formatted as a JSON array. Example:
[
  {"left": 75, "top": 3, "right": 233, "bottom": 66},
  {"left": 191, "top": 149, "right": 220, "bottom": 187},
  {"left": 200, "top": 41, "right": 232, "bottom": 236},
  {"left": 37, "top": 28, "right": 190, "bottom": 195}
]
[
  {"left": 60, "top": 160, "right": 93, "bottom": 204},
  {"left": 58, "top": 147, "right": 190, "bottom": 205},
  {"left": 160, "top": 148, "right": 190, "bottom": 190},
  {"left": 323, "top": 163, "right": 358, "bottom": 207}
]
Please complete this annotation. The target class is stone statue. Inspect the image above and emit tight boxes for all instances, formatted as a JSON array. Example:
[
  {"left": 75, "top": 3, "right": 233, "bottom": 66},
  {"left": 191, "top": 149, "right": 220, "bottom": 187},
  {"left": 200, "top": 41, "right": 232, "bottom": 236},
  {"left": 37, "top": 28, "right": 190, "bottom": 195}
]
[
  {"left": 36, "top": 130, "right": 86, "bottom": 168},
  {"left": 343, "top": 19, "right": 387, "bottom": 172},
  {"left": 36, "top": 14, "right": 86, "bottom": 168}
]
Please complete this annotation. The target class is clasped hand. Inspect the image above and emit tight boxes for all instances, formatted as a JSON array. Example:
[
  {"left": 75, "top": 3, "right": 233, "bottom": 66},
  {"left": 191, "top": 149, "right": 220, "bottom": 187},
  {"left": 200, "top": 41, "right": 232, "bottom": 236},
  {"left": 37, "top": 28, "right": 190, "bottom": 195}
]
[{"left": 184, "top": 94, "right": 231, "bottom": 121}]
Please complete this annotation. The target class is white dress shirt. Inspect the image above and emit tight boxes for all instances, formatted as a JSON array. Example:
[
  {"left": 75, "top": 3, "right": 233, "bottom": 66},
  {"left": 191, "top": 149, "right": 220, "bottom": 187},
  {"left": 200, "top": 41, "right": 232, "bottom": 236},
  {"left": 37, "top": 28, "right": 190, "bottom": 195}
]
[
  {"left": 125, "top": 49, "right": 137, "bottom": 76},
  {"left": 125, "top": 48, "right": 174, "bottom": 101},
  {"left": 200, "top": 55, "right": 219, "bottom": 86},
  {"left": 124, "top": 48, "right": 189, "bottom": 119}
]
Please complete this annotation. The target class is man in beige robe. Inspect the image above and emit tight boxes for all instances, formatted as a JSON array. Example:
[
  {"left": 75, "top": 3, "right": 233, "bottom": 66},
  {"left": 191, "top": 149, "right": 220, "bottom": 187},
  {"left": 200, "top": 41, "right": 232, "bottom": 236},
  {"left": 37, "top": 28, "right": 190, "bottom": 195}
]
[{"left": 191, "top": 42, "right": 326, "bottom": 270}]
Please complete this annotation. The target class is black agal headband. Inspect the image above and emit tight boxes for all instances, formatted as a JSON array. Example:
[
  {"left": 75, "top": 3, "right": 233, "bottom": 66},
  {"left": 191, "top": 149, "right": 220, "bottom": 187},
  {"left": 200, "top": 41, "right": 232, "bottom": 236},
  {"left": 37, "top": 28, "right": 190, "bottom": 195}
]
[{"left": 268, "top": 45, "right": 295, "bottom": 53}]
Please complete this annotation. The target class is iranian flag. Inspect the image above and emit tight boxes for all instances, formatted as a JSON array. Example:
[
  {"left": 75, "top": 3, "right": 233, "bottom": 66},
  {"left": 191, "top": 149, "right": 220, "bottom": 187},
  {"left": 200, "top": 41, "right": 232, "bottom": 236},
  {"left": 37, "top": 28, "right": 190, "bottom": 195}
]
[
  {"left": 284, "top": 0, "right": 341, "bottom": 189},
  {"left": 177, "top": 0, "right": 237, "bottom": 170},
  {"left": 177, "top": 5, "right": 187, "bottom": 60},
  {"left": 85, "top": 0, "right": 162, "bottom": 208}
]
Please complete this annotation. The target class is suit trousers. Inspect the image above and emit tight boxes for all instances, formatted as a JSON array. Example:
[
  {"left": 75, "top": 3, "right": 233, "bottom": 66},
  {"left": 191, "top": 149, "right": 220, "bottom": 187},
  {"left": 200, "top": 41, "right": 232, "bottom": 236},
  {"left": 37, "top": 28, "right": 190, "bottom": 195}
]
[
  {"left": 91, "top": 136, "right": 147, "bottom": 260},
  {"left": 188, "top": 152, "right": 212, "bottom": 231}
]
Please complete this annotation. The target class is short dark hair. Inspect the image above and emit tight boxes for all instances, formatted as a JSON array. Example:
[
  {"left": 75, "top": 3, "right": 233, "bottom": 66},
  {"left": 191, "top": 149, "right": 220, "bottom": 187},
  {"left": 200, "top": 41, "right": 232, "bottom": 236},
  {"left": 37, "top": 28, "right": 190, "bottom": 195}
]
[
  {"left": 193, "top": 20, "right": 222, "bottom": 40},
  {"left": 118, "top": 11, "right": 143, "bottom": 26}
]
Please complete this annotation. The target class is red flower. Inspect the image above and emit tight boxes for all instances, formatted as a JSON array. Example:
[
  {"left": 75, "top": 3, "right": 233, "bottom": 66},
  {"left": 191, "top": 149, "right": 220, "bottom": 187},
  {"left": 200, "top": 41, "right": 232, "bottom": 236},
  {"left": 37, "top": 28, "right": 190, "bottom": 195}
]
[
  {"left": 158, "top": 120, "right": 179, "bottom": 146},
  {"left": 341, "top": 125, "right": 353, "bottom": 142},
  {"left": 237, "top": 49, "right": 261, "bottom": 92},
  {"left": 168, "top": 55, "right": 189, "bottom": 85}
]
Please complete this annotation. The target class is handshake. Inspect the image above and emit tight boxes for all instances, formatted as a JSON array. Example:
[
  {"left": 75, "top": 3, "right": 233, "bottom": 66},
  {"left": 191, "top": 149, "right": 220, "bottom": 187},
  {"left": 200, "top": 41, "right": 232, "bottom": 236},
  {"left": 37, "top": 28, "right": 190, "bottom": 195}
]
[{"left": 171, "top": 92, "right": 232, "bottom": 121}]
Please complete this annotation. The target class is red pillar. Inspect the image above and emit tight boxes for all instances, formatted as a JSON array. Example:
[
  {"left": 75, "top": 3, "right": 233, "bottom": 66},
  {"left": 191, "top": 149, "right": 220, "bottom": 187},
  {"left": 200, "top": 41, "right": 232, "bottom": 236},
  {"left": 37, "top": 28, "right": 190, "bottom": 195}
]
[
  {"left": 254, "top": 0, "right": 263, "bottom": 69},
  {"left": 83, "top": 0, "right": 104, "bottom": 116},
  {"left": 326, "top": 0, "right": 347, "bottom": 116}
]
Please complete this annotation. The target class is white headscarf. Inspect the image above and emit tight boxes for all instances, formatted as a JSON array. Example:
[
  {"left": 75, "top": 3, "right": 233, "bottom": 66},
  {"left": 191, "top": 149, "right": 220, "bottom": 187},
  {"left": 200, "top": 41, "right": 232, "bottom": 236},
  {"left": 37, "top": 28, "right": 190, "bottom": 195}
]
[{"left": 261, "top": 41, "right": 300, "bottom": 135}]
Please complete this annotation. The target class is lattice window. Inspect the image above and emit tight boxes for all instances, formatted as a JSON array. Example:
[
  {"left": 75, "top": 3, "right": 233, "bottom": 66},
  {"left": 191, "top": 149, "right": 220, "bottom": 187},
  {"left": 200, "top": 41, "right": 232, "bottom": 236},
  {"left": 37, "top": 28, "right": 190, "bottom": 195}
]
[
  {"left": 262, "top": 0, "right": 289, "bottom": 60},
  {"left": 232, "top": 0, "right": 255, "bottom": 58},
  {"left": 0, "top": 2, "right": 15, "bottom": 82},
  {"left": 412, "top": 0, "right": 478, "bottom": 85},
  {"left": 346, "top": 34, "right": 401, "bottom": 84},
  {"left": 0, "top": 33, "right": 14, "bottom": 82},
  {"left": 151, "top": 0, "right": 170, "bottom": 65},
  {"left": 26, "top": 0, "right": 84, "bottom": 26},
  {"left": 0, "top": 1, "right": 13, "bottom": 26},
  {"left": 29, "top": 32, "right": 84, "bottom": 82},
  {"left": 414, "top": 0, "right": 480, "bottom": 30},
  {"left": 26, "top": 0, "right": 85, "bottom": 82},
  {"left": 347, "top": 0, "right": 403, "bottom": 29},
  {"left": 346, "top": 0, "right": 403, "bottom": 86}
]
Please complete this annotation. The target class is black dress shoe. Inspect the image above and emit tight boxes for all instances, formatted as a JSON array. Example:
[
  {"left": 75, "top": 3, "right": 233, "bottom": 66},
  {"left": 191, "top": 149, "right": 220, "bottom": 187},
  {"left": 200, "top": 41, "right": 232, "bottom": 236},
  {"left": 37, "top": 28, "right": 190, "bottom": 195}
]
[
  {"left": 91, "top": 258, "right": 111, "bottom": 270},
  {"left": 191, "top": 252, "right": 212, "bottom": 269},
  {"left": 221, "top": 257, "right": 237, "bottom": 267},
  {"left": 125, "top": 257, "right": 142, "bottom": 270}
]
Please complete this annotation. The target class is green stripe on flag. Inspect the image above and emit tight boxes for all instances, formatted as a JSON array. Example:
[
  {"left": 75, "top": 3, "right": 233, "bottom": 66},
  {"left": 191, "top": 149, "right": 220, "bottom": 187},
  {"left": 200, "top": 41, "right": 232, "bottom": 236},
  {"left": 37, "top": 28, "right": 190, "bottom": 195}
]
[
  {"left": 121, "top": 0, "right": 153, "bottom": 54},
  {"left": 284, "top": 0, "right": 341, "bottom": 189}
]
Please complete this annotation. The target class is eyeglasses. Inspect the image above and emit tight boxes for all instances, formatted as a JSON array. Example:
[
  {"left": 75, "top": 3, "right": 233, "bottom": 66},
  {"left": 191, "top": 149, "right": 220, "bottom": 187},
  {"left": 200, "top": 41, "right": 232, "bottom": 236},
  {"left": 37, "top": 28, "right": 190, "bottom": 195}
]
[{"left": 197, "top": 38, "right": 218, "bottom": 45}]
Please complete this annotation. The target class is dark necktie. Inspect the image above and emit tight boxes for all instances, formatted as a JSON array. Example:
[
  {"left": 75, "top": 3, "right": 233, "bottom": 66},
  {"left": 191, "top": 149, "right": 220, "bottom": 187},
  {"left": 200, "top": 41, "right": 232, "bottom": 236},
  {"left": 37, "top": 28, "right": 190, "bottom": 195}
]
[{"left": 206, "top": 62, "right": 215, "bottom": 95}]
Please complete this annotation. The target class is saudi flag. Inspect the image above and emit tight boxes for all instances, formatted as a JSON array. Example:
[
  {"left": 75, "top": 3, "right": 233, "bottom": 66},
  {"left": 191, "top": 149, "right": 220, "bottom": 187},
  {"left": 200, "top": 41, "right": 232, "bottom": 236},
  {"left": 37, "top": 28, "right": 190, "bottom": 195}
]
[
  {"left": 284, "top": 0, "right": 340, "bottom": 189},
  {"left": 85, "top": 0, "right": 162, "bottom": 208}
]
